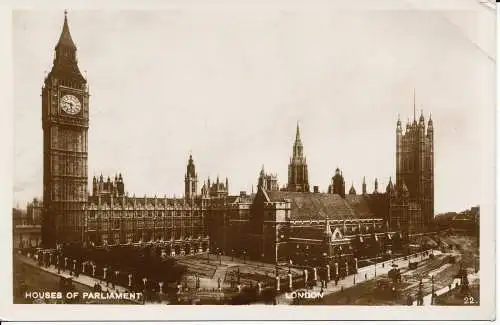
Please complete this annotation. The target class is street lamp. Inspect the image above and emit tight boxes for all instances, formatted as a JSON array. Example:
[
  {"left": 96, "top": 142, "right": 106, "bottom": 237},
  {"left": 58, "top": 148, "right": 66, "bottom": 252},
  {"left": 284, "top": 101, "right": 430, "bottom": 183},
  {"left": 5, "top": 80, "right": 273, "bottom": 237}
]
[
  {"left": 431, "top": 275, "right": 435, "bottom": 305},
  {"left": 243, "top": 249, "right": 247, "bottom": 263}
]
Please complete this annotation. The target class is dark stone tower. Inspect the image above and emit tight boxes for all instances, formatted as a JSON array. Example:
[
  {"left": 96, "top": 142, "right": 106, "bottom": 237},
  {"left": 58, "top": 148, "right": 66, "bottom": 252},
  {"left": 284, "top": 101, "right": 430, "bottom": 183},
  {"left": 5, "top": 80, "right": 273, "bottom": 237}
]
[
  {"left": 287, "top": 123, "right": 310, "bottom": 192},
  {"left": 330, "top": 168, "right": 346, "bottom": 198},
  {"left": 184, "top": 154, "right": 198, "bottom": 200},
  {"left": 396, "top": 91, "right": 434, "bottom": 228},
  {"left": 42, "top": 11, "right": 89, "bottom": 247}
]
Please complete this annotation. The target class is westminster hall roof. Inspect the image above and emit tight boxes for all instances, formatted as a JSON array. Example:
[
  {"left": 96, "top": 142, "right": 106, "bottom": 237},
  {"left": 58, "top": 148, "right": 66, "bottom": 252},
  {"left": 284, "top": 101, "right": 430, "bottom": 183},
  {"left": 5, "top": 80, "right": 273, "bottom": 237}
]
[{"left": 264, "top": 190, "right": 377, "bottom": 220}]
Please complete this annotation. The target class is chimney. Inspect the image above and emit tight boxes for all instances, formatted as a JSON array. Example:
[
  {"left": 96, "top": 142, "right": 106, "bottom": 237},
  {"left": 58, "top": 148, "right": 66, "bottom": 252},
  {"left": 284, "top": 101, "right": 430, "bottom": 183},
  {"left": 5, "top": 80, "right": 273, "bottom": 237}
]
[{"left": 313, "top": 186, "right": 319, "bottom": 193}]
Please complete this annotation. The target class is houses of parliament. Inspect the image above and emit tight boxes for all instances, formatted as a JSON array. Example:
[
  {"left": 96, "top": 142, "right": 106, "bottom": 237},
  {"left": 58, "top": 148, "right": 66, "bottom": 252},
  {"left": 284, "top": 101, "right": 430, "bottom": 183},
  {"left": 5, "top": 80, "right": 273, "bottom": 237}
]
[{"left": 38, "top": 13, "right": 434, "bottom": 265}]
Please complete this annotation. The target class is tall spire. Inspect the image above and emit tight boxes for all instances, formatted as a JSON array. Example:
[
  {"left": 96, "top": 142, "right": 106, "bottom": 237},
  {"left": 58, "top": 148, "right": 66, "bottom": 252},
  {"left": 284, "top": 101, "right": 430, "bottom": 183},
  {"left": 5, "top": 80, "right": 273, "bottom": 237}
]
[
  {"left": 56, "top": 10, "right": 76, "bottom": 50},
  {"left": 296, "top": 121, "right": 301, "bottom": 142},
  {"left": 413, "top": 88, "right": 416, "bottom": 122},
  {"left": 292, "top": 122, "right": 304, "bottom": 159}
]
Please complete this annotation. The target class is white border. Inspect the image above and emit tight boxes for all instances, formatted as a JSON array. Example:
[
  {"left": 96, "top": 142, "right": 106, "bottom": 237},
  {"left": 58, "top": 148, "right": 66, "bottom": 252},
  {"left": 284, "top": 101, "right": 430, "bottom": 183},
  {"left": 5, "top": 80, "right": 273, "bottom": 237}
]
[{"left": 0, "top": 0, "right": 495, "bottom": 321}]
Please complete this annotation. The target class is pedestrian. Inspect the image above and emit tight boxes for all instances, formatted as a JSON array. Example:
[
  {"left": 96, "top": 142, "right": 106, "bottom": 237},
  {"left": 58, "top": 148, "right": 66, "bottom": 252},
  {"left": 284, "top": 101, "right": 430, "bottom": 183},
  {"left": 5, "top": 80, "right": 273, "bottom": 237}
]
[{"left": 365, "top": 273, "right": 367, "bottom": 280}]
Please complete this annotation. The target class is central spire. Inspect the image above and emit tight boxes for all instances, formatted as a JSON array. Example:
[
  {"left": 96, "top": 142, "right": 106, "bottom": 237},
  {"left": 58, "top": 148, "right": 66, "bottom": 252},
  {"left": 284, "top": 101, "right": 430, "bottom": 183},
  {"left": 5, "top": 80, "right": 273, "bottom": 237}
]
[
  {"left": 287, "top": 122, "right": 309, "bottom": 192},
  {"left": 296, "top": 121, "right": 301, "bottom": 142},
  {"left": 292, "top": 121, "right": 304, "bottom": 159}
]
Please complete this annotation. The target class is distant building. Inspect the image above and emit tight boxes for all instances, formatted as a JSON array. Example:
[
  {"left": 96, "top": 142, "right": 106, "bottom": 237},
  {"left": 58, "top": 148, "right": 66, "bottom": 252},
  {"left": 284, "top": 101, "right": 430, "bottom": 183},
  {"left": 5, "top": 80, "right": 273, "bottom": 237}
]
[
  {"left": 13, "top": 199, "right": 42, "bottom": 249},
  {"left": 26, "top": 198, "right": 43, "bottom": 225}
]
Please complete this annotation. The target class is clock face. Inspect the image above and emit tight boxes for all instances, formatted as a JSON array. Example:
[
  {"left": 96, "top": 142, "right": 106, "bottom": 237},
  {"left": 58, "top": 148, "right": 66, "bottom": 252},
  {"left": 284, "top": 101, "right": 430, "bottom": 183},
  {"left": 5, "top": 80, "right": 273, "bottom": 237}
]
[{"left": 60, "top": 94, "right": 82, "bottom": 115}]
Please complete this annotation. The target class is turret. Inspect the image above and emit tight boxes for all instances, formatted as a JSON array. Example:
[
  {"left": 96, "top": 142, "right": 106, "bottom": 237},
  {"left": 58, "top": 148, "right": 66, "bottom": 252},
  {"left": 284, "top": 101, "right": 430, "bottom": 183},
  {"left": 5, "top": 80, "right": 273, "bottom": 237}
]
[
  {"left": 331, "top": 167, "right": 346, "bottom": 198},
  {"left": 373, "top": 178, "right": 379, "bottom": 194},
  {"left": 184, "top": 154, "right": 198, "bottom": 200},
  {"left": 386, "top": 177, "right": 396, "bottom": 197},
  {"left": 427, "top": 113, "right": 433, "bottom": 138},
  {"left": 418, "top": 109, "right": 426, "bottom": 138},
  {"left": 401, "top": 181, "right": 409, "bottom": 198},
  {"left": 323, "top": 219, "right": 332, "bottom": 242},
  {"left": 362, "top": 177, "right": 367, "bottom": 195},
  {"left": 92, "top": 176, "right": 97, "bottom": 196},
  {"left": 349, "top": 183, "right": 356, "bottom": 195},
  {"left": 396, "top": 114, "right": 402, "bottom": 133}
]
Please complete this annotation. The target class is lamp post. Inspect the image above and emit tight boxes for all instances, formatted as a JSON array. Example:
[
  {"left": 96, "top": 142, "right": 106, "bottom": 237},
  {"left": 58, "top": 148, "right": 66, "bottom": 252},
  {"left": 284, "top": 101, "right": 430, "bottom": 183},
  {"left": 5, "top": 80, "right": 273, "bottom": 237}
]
[
  {"left": 243, "top": 249, "right": 247, "bottom": 263},
  {"left": 218, "top": 249, "right": 222, "bottom": 266},
  {"left": 142, "top": 277, "right": 147, "bottom": 303},
  {"left": 431, "top": 275, "right": 435, "bottom": 305}
]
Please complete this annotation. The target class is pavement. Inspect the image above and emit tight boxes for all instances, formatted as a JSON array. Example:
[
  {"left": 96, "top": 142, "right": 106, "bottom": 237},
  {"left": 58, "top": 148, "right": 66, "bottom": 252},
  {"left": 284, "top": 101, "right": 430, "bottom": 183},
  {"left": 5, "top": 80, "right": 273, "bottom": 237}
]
[
  {"left": 275, "top": 250, "right": 439, "bottom": 305},
  {"left": 16, "top": 253, "right": 142, "bottom": 304}
]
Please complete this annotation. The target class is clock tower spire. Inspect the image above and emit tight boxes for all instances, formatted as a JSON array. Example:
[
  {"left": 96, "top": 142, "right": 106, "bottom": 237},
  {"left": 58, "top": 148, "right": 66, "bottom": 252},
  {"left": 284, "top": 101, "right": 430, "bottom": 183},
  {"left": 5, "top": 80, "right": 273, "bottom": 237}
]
[{"left": 42, "top": 11, "right": 89, "bottom": 247}]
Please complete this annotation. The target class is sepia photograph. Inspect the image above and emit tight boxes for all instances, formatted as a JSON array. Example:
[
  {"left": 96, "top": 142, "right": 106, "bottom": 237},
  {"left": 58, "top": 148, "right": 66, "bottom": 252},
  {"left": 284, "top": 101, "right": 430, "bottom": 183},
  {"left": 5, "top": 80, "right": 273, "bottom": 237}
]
[{"left": 3, "top": 0, "right": 496, "bottom": 321}]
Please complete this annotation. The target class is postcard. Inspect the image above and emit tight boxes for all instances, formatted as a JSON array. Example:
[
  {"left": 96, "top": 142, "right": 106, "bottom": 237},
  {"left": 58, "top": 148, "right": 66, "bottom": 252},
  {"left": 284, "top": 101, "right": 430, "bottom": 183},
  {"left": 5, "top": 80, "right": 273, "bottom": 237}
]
[{"left": 1, "top": 0, "right": 496, "bottom": 321}]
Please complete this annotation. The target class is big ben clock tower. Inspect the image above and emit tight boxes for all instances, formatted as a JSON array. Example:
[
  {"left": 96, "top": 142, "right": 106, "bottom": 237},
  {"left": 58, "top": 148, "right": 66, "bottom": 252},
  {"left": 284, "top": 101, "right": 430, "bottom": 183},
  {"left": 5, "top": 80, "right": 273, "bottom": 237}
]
[{"left": 42, "top": 11, "right": 89, "bottom": 247}]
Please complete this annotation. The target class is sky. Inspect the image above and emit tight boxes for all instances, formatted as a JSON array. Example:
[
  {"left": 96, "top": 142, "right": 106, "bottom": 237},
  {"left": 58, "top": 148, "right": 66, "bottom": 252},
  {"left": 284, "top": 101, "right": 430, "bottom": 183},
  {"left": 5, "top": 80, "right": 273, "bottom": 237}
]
[{"left": 12, "top": 1, "right": 495, "bottom": 214}]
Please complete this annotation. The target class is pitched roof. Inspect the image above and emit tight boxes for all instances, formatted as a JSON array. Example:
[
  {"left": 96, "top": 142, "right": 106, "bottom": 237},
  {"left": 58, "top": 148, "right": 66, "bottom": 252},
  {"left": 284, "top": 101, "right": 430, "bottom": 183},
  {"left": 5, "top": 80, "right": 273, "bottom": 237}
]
[
  {"left": 265, "top": 191, "right": 376, "bottom": 220},
  {"left": 56, "top": 12, "right": 76, "bottom": 50}
]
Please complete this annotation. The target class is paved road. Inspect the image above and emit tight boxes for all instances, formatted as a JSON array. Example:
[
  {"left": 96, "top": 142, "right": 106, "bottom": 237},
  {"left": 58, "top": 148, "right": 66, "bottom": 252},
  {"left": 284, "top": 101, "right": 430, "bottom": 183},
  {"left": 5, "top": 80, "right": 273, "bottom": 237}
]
[{"left": 276, "top": 250, "right": 439, "bottom": 305}]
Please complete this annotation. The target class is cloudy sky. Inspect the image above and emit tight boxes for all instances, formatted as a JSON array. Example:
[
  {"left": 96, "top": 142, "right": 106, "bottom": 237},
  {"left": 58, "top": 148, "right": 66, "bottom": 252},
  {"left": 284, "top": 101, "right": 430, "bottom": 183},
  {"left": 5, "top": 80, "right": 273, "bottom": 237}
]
[{"left": 13, "top": 1, "right": 495, "bottom": 214}]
